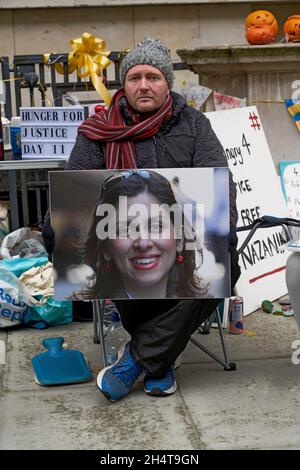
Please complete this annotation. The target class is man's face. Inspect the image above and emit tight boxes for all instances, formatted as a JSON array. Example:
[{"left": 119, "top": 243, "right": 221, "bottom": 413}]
[{"left": 124, "top": 64, "right": 169, "bottom": 113}]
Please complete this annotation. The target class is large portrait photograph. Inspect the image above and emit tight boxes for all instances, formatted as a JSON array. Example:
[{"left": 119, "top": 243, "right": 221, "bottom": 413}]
[{"left": 50, "top": 167, "right": 231, "bottom": 300}]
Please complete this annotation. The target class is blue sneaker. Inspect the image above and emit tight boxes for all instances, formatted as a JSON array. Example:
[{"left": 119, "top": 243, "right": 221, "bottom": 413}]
[
  {"left": 144, "top": 367, "right": 177, "bottom": 396},
  {"left": 97, "top": 343, "right": 143, "bottom": 402}
]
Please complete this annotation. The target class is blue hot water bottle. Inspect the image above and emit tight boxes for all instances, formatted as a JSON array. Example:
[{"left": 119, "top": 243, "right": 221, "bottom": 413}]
[{"left": 32, "top": 337, "right": 92, "bottom": 385}]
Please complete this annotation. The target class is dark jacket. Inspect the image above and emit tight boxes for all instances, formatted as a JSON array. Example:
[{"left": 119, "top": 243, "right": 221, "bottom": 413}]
[{"left": 42, "top": 91, "right": 240, "bottom": 282}]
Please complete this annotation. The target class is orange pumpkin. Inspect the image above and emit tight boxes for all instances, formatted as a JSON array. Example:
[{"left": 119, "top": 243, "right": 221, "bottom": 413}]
[
  {"left": 246, "top": 24, "right": 275, "bottom": 45},
  {"left": 245, "top": 10, "right": 278, "bottom": 38},
  {"left": 283, "top": 15, "right": 300, "bottom": 42}
]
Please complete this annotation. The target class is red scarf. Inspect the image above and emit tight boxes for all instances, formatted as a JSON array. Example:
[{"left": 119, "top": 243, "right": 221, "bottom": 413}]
[{"left": 78, "top": 89, "right": 173, "bottom": 169}]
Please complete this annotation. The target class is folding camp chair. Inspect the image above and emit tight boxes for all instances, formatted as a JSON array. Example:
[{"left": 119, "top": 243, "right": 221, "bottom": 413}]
[
  {"left": 92, "top": 215, "right": 300, "bottom": 372},
  {"left": 92, "top": 300, "right": 236, "bottom": 371}
]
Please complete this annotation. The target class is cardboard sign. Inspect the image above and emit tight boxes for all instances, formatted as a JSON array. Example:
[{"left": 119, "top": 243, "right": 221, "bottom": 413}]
[
  {"left": 20, "top": 106, "right": 84, "bottom": 159},
  {"left": 206, "top": 106, "right": 289, "bottom": 315}
]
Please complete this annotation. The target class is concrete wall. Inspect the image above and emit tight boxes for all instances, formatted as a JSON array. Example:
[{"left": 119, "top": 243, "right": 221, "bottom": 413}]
[
  {"left": 1, "top": 0, "right": 299, "bottom": 7},
  {"left": 1, "top": 2, "right": 298, "bottom": 93},
  {"left": 1, "top": 3, "right": 299, "bottom": 60}
]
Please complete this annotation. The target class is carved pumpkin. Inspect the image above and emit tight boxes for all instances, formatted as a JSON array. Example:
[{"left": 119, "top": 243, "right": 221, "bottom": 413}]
[
  {"left": 246, "top": 24, "right": 275, "bottom": 45},
  {"left": 283, "top": 15, "right": 300, "bottom": 42},
  {"left": 245, "top": 10, "right": 278, "bottom": 38}
]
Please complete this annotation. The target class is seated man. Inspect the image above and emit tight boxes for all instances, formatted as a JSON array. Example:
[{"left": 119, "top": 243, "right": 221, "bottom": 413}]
[{"left": 43, "top": 36, "right": 240, "bottom": 402}]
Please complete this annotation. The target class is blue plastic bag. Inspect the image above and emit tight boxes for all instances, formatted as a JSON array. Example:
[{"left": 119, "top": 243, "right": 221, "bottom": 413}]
[
  {"left": 23, "top": 297, "right": 73, "bottom": 329},
  {"left": 0, "top": 257, "right": 49, "bottom": 278},
  {"left": 0, "top": 260, "right": 72, "bottom": 329}
]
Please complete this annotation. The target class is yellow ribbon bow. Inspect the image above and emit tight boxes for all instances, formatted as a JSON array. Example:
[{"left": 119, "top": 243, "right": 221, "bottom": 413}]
[{"left": 44, "top": 32, "right": 112, "bottom": 107}]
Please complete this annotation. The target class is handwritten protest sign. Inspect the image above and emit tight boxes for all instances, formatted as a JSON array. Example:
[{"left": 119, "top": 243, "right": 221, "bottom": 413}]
[
  {"left": 206, "top": 106, "right": 289, "bottom": 315},
  {"left": 20, "top": 106, "right": 85, "bottom": 159},
  {"left": 279, "top": 161, "right": 300, "bottom": 220},
  {"left": 279, "top": 160, "right": 300, "bottom": 244}
]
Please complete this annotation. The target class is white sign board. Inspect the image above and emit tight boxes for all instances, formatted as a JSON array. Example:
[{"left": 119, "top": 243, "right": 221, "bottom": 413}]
[
  {"left": 20, "top": 106, "right": 84, "bottom": 159},
  {"left": 206, "top": 106, "right": 289, "bottom": 315},
  {"left": 279, "top": 161, "right": 300, "bottom": 220}
]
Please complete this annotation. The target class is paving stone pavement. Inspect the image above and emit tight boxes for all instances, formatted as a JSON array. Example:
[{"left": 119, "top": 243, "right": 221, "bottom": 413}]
[{"left": 0, "top": 302, "right": 300, "bottom": 450}]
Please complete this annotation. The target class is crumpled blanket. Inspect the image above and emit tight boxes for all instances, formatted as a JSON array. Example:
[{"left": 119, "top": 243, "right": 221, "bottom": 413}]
[{"left": 19, "top": 262, "right": 54, "bottom": 297}]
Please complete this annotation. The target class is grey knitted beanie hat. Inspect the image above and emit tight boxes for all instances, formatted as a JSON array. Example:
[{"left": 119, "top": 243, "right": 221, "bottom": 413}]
[{"left": 121, "top": 36, "right": 174, "bottom": 89}]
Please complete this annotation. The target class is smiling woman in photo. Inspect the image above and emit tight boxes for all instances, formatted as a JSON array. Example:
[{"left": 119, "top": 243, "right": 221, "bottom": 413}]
[{"left": 77, "top": 169, "right": 208, "bottom": 299}]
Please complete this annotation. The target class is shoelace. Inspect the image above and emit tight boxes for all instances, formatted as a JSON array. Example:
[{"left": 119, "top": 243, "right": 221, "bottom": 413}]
[{"left": 112, "top": 353, "right": 142, "bottom": 387}]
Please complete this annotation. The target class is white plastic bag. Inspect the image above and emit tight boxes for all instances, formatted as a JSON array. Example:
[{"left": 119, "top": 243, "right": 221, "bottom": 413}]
[
  {"left": 0, "top": 227, "right": 46, "bottom": 259},
  {"left": 0, "top": 266, "right": 37, "bottom": 328},
  {"left": 0, "top": 263, "right": 71, "bottom": 329}
]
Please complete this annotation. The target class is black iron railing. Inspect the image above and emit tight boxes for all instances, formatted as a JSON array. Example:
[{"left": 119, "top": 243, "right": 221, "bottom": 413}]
[{"left": 1, "top": 52, "right": 190, "bottom": 115}]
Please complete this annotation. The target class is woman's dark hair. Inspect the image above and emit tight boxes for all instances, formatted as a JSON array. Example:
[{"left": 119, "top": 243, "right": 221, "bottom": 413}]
[{"left": 79, "top": 170, "right": 203, "bottom": 299}]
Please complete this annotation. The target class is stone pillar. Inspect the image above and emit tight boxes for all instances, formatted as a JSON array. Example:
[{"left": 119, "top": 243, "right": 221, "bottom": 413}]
[{"left": 177, "top": 44, "right": 300, "bottom": 168}]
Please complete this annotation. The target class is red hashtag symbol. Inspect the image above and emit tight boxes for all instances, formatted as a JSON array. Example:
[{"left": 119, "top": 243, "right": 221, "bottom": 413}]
[{"left": 249, "top": 112, "right": 261, "bottom": 131}]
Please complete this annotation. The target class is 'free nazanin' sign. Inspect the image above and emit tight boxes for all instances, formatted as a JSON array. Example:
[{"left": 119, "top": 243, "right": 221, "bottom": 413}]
[
  {"left": 206, "top": 106, "right": 289, "bottom": 315},
  {"left": 20, "top": 106, "right": 85, "bottom": 159}
]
